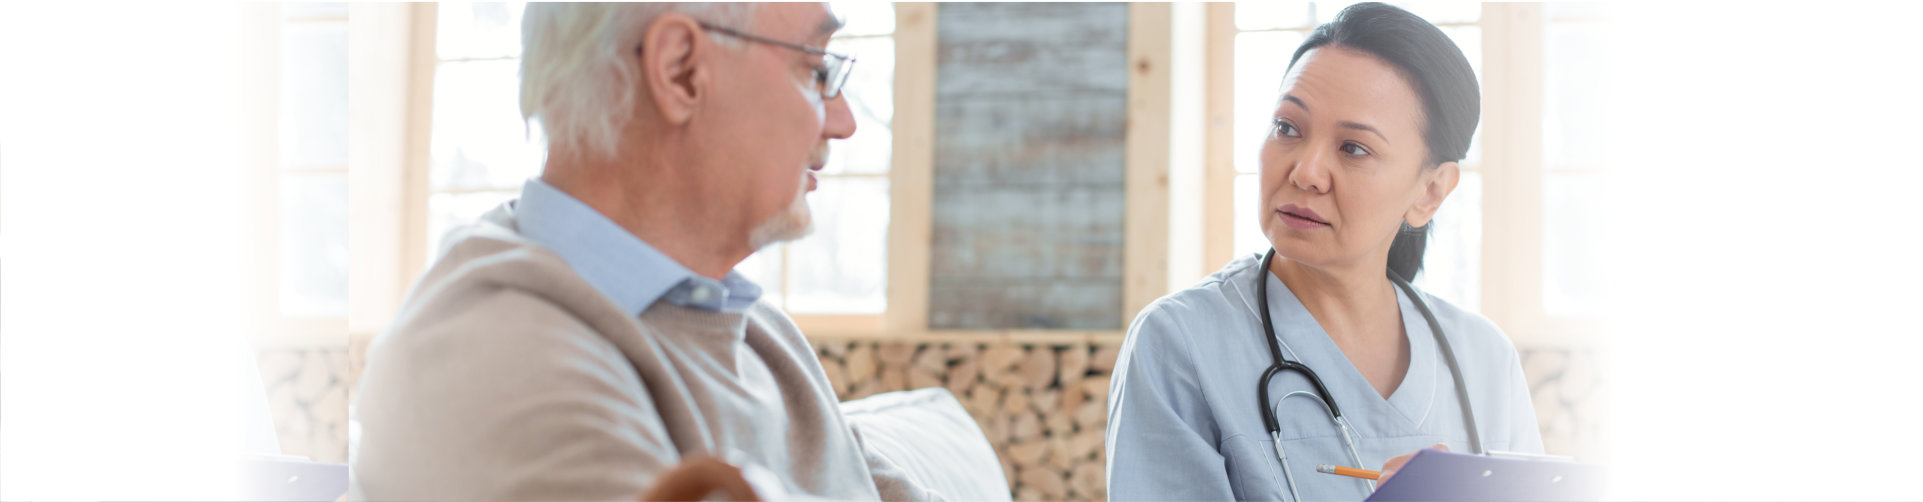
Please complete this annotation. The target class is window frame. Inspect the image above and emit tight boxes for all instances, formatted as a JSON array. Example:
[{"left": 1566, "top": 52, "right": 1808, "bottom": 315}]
[
  {"left": 1200, "top": 3, "right": 1604, "bottom": 349},
  {"left": 365, "top": 4, "right": 932, "bottom": 341},
  {"left": 769, "top": 17, "right": 900, "bottom": 332},
  {"left": 245, "top": 3, "right": 353, "bottom": 350},
  {"left": 350, "top": 4, "right": 1418, "bottom": 348},
  {"left": 879, "top": 3, "right": 1171, "bottom": 344}
]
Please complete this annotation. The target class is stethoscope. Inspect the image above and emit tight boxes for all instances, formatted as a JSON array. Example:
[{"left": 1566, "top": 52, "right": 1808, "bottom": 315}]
[{"left": 1255, "top": 248, "right": 1483, "bottom": 500}]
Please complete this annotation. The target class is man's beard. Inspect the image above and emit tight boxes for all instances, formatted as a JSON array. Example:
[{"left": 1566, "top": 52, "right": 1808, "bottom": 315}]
[{"left": 746, "top": 171, "right": 814, "bottom": 250}]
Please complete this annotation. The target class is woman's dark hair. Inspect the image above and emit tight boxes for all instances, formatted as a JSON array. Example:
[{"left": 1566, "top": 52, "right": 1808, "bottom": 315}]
[{"left": 1286, "top": 2, "right": 1480, "bottom": 281}]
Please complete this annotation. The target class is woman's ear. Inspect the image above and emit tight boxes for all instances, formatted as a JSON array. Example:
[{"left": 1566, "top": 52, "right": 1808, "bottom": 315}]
[
  {"left": 1405, "top": 161, "right": 1460, "bottom": 227},
  {"left": 638, "top": 13, "right": 709, "bottom": 126}
]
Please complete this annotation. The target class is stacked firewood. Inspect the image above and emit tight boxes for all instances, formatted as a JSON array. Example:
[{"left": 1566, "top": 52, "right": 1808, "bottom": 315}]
[
  {"left": 815, "top": 340, "right": 1122, "bottom": 501},
  {"left": 256, "top": 347, "right": 351, "bottom": 464},
  {"left": 1520, "top": 347, "right": 1603, "bottom": 462}
]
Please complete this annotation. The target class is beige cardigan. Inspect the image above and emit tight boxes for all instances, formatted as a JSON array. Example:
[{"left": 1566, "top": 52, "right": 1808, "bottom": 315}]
[{"left": 351, "top": 205, "right": 930, "bottom": 501}]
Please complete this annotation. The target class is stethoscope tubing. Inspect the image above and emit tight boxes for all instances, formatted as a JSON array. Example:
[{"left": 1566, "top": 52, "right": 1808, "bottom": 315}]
[{"left": 1253, "top": 248, "right": 1484, "bottom": 455}]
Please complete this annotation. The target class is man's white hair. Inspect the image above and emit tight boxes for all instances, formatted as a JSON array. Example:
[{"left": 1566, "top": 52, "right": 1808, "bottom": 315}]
[{"left": 520, "top": 3, "right": 758, "bottom": 161}]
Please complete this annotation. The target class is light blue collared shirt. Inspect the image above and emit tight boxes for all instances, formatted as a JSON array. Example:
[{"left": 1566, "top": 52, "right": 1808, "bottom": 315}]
[{"left": 514, "top": 178, "right": 762, "bottom": 315}]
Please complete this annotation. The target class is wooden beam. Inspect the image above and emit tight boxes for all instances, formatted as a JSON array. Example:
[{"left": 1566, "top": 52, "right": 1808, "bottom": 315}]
[
  {"left": 810, "top": 330, "right": 1128, "bottom": 347},
  {"left": 1478, "top": 3, "right": 1546, "bottom": 341},
  {"left": 399, "top": 2, "right": 439, "bottom": 294},
  {"left": 885, "top": 3, "right": 937, "bottom": 336},
  {"left": 1123, "top": 2, "right": 1173, "bottom": 328},
  {"left": 348, "top": 3, "right": 414, "bottom": 339},
  {"left": 791, "top": 314, "right": 885, "bottom": 337},
  {"left": 1202, "top": 2, "right": 1239, "bottom": 277}
]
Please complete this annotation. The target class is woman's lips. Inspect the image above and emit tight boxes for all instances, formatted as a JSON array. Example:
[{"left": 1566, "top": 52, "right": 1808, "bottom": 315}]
[{"left": 1277, "top": 204, "right": 1330, "bottom": 230}]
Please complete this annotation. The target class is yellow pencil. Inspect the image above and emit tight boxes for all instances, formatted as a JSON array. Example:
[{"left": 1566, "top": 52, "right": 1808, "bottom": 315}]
[{"left": 1314, "top": 464, "right": 1382, "bottom": 480}]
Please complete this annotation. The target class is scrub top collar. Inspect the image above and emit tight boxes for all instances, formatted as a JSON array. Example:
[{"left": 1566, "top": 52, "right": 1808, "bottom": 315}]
[{"left": 1258, "top": 270, "right": 1444, "bottom": 435}]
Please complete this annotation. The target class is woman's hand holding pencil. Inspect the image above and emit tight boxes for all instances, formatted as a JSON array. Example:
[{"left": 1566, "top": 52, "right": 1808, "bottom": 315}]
[{"left": 1318, "top": 443, "right": 1450, "bottom": 484}]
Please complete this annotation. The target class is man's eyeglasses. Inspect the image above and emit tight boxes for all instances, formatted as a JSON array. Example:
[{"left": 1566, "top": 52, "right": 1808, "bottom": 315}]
[{"left": 635, "top": 22, "right": 857, "bottom": 100}]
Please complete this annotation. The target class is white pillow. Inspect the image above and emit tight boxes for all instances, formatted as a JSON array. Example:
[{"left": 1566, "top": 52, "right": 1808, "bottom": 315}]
[{"left": 840, "top": 388, "right": 1011, "bottom": 502}]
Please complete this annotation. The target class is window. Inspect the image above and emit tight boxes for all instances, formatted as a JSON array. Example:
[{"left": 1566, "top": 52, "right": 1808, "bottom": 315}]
[
  {"left": 1541, "top": 4, "right": 1608, "bottom": 318},
  {"left": 258, "top": 0, "right": 353, "bottom": 463},
  {"left": 1209, "top": 3, "right": 1606, "bottom": 341},
  {"left": 734, "top": 2, "right": 896, "bottom": 315},
  {"left": 424, "top": 2, "right": 537, "bottom": 265},
  {"left": 273, "top": 3, "right": 351, "bottom": 333},
  {"left": 423, "top": 3, "right": 898, "bottom": 322},
  {"left": 1227, "top": 1, "right": 1485, "bottom": 311}
]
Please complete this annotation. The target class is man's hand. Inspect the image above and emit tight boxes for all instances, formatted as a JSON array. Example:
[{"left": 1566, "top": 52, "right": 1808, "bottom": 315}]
[
  {"left": 1377, "top": 443, "right": 1449, "bottom": 483},
  {"left": 640, "top": 456, "right": 762, "bottom": 501}
]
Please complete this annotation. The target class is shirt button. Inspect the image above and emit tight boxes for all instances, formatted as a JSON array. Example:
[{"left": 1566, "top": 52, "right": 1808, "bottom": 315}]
[{"left": 690, "top": 287, "right": 712, "bottom": 303}]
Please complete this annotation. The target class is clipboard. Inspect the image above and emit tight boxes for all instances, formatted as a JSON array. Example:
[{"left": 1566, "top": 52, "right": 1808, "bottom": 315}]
[
  {"left": 1365, "top": 450, "right": 1604, "bottom": 501},
  {"left": 238, "top": 456, "right": 349, "bottom": 502}
]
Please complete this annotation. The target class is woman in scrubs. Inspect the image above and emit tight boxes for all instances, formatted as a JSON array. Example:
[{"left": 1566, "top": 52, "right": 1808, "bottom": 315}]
[{"left": 1106, "top": 3, "right": 1543, "bottom": 500}]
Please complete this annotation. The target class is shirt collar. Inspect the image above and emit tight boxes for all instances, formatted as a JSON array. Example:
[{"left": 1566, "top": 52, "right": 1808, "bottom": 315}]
[{"left": 513, "top": 178, "right": 762, "bottom": 315}]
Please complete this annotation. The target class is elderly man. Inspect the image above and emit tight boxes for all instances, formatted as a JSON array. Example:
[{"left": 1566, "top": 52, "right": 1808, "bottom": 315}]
[{"left": 352, "top": 3, "right": 930, "bottom": 500}]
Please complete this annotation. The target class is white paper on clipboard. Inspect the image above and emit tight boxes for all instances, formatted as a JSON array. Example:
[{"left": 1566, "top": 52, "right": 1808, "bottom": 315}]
[{"left": 1365, "top": 449, "right": 1605, "bottom": 501}]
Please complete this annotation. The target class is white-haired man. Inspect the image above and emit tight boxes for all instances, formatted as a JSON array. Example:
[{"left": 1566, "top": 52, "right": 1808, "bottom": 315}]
[{"left": 352, "top": 3, "right": 932, "bottom": 500}]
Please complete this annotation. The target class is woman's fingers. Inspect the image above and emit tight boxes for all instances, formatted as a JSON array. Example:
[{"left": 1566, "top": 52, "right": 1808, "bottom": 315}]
[
  {"left": 1378, "top": 453, "right": 1414, "bottom": 482},
  {"left": 1378, "top": 443, "right": 1450, "bottom": 483},
  {"left": 640, "top": 456, "right": 763, "bottom": 501}
]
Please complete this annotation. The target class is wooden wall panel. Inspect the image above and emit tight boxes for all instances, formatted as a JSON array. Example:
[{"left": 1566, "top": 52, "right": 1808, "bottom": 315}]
[{"left": 930, "top": 3, "right": 1130, "bottom": 330}]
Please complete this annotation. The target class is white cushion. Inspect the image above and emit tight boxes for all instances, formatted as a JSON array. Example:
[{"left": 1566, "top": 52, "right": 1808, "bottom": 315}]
[{"left": 840, "top": 388, "right": 1011, "bottom": 502}]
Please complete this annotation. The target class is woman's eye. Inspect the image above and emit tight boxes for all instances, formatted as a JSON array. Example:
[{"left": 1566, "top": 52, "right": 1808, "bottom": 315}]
[
  {"left": 812, "top": 65, "right": 831, "bottom": 85},
  {"left": 1272, "top": 119, "right": 1300, "bottom": 138},
  {"left": 1341, "top": 141, "right": 1370, "bottom": 157}
]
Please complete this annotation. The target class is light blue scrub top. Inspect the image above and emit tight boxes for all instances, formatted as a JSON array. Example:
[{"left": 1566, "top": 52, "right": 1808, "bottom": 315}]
[{"left": 1106, "top": 253, "right": 1544, "bottom": 501}]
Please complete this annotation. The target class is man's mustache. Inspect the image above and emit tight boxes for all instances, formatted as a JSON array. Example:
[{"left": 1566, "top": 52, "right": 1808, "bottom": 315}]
[{"left": 809, "top": 145, "right": 831, "bottom": 167}]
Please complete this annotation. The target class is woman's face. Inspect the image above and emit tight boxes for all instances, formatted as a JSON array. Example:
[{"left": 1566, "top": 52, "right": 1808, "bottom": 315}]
[{"left": 1259, "top": 45, "right": 1459, "bottom": 272}]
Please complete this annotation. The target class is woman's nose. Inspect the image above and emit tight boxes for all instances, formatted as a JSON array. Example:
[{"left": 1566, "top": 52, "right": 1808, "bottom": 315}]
[{"left": 1289, "top": 148, "right": 1332, "bottom": 193}]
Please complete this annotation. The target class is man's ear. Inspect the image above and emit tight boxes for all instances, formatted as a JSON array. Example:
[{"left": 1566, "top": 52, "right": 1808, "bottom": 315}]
[
  {"left": 638, "top": 13, "right": 709, "bottom": 126},
  {"left": 1405, "top": 160, "right": 1460, "bottom": 228}
]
